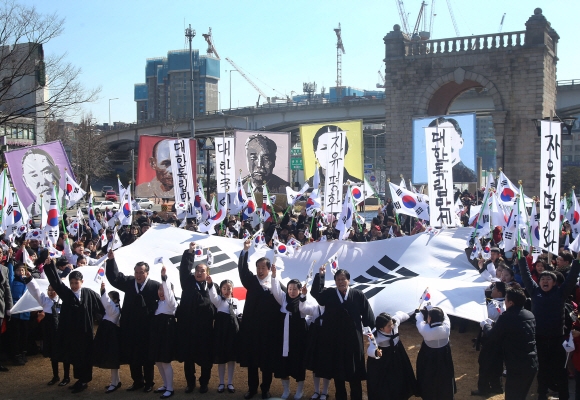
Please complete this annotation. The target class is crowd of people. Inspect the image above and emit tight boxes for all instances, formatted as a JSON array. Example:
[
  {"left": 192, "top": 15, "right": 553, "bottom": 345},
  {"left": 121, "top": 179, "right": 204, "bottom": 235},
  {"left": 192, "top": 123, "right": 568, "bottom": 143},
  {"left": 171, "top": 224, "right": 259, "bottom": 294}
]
[{"left": 1, "top": 186, "right": 580, "bottom": 400}]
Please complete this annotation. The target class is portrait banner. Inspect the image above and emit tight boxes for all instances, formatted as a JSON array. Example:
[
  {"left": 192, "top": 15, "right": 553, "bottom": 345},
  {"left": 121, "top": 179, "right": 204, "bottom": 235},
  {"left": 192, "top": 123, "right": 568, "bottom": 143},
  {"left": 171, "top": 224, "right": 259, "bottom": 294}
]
[
  {"left": 135, "top": 135, "right": 197, "bottom": 199},
  {"left": 214, "top": 137, "right": 236, "bottom": 209},
  {"left": 4, "top": 140, "right": 74, "bottom": 216},
  {"left": 413, "top": 113, "right": 476, "bottom": 184},
  {"left": 233, "top": 130, "right": 290, "bottom": 194},
  {"left": 425, "top": 127, "right": 455, "bottom": 227},
  {"left": 323, "top": 129, "right": 346, "bottom": 213},
  {"left": 539, "top": 120, "right": 562, "bottom": 255},
  {"left": 299, "top": 120, "right": 363, "bottom": 188}
]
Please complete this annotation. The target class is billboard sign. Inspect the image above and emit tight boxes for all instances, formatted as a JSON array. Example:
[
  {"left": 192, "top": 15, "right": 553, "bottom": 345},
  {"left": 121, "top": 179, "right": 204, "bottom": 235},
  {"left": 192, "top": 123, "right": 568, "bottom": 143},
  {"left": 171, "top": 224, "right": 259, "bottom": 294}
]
[
  {"left": 135, "top": 135, "right": 197, "bottom": 199},
  {"left": 299, "top": 120, "right": 364, "bottom": 188},
  {"left": 412, "top": 113, "right": 476, "bottom": 184},
  {"left": 5, "top": 140, "right": 74, "bottom": 215},
  {"left": 233, "top": 130, "right": 291, "bottom": 193}
]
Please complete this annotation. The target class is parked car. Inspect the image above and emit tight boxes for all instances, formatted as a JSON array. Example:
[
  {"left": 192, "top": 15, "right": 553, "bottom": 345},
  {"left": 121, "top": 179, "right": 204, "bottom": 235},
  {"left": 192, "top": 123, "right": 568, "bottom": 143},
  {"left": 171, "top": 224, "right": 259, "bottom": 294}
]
[
  {"left": 101, "top": 185, "right": 113, "bottom": 196},
  {"left": 134, "top": 198, "right": 154, "bottom": 209},
  {"left": 81, "top": 201, "right": 119, "bottom": 213},
  {"left": 105, "top": 191, "right": 118, "bottom": 201}
]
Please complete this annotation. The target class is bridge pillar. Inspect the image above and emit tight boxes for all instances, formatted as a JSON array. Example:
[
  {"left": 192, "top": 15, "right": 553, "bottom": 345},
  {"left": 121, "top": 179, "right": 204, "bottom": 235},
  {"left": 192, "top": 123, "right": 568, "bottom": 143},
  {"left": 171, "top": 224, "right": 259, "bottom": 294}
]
[{"left": 383, "top": 8, "right": 559, "bottom": 195}]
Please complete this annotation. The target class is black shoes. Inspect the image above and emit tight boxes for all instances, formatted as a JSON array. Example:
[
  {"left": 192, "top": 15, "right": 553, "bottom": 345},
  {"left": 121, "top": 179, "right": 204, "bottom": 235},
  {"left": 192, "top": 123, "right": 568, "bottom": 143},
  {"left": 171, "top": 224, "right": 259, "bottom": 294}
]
[
  {"left": 105, "top": 382, "right": 122, "bottom": 393},
  {"left": 244, "top": 390, "right": 257, "bottom": 399},
  {"left": 0, "top": 365, "right": 9, "bottom": 372},
  {"left": 185, "top": 386, "right": 194, "bottom": 393},
  {"left": 59, "top": 377, "right": 70, "bottom": 386},
  {"left": 218, "top": 384, "right": 225, "bottom": 393},
  {"left": 71, "top": 383, "right": 88, "bottom": 393},
  {"left": 199, "top": 384, "right": 209, "bottom": 394},
  {"left": 160, "top": 390, "right": 174, "bottom": 399},
  {"left": 68, "top": 380, "right": 82, "bottom": 390},
  {"left": 227, "top": 384, "right": 235, "bottom": 393},
  {"left": 143, "top": 385, "right": 154, "bottom": 393},
  {"left": 47, "top": 376, "right": 60, "bottom": 385},
  {"left": 154, "top": 386, "right": 167, "bottom": 394},
  {"left": 262, "top": 391, "right": 271, "bottom": 399},
  {"left": 126, "top": 382, "right": 144, "bottom": 391}
]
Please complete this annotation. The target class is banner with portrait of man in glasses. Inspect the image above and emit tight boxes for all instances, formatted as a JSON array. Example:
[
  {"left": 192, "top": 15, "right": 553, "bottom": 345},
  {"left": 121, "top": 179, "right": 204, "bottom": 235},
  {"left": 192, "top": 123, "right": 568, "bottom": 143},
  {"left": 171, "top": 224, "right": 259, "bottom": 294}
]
[
  {"left": 4, "top": 140, "right": 74, "bottom": 216},
  {"left": 234, "top": 131, "right": 291, "bottom": 193}
]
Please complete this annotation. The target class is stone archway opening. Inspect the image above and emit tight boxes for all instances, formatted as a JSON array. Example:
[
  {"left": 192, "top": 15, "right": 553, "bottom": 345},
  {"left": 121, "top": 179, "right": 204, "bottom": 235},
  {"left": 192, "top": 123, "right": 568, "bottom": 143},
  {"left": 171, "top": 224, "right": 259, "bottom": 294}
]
[{"left": 427, "top": 80, "right": 484, "bottom": 116}]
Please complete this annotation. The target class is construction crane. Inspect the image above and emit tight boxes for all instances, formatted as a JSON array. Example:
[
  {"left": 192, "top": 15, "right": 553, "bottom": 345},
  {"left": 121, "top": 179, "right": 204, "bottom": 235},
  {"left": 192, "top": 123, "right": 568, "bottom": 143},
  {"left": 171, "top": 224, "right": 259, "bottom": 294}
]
[
  {"left": 376, "top": 70, "right": 386, "bottom": 88},
  {"left": 446, "top": 0, "right": 460, "bottom": 36},
  {"left": 498, "top": 13, "right": 506, "bottom": 33},
  {"left": 225, "top": 57, "right": 269, "bottom": 105},
  {"left": 202, "top": 27, "right": 220, "bottom": 60},
  {"left": 395, "top": 0, "right": 411, "bottom": 36},
  {"left": 334, "top": 23, "right": 345, "bottom": 101},
  {"left": 412, "top": 1, "right": 427, "bottom": 38},
  {"left": 428, "top": 0, "right": 436, "bottom": 38}
]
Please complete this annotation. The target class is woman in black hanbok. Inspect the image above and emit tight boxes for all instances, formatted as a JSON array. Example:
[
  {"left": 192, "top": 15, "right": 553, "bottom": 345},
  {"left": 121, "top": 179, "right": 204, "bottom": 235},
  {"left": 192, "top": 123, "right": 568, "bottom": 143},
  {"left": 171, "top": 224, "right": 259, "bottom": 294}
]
[{"left": 366, "top": 312, "right": 417, "bottom": 400}]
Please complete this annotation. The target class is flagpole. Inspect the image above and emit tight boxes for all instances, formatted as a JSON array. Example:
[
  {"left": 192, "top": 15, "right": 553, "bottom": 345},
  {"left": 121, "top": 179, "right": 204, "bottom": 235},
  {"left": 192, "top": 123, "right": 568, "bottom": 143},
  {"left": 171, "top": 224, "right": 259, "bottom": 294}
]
[
  {"left": 39, "top": 194, "right": 43, "bottom": 229},
  {"left": 0, "top": 166, "right": 6, "bottom": 225},
  {"left": 264, "top": 181, "right": 278, "bottom": 224},
  {"left": 54, "top": 182, "right": 68, "bottom": 239},
  {"left": 470, "top": 186, "right": 491, "bottom": 244}
]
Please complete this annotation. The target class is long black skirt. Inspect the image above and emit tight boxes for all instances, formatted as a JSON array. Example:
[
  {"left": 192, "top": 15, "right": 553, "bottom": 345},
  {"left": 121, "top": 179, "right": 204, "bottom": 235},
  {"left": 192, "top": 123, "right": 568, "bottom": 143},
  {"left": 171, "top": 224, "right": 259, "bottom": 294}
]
[
  {"left": 40, "top": 313, "right": 58, "bottom": 360},
  {"left": 416, "top": 341, "right": 456, "bottom": 400},
  {"left": 92, "top": 319, "right": 120, "bottom": 369},
  {"left": 149, "top": 314, "right": 177, "bottom": 363},
  {"left": 367, "top": 341, "right": 417, "bottom": 400},
  {"left": 213, "top": 312, "right": 238, "bottom": 364}
]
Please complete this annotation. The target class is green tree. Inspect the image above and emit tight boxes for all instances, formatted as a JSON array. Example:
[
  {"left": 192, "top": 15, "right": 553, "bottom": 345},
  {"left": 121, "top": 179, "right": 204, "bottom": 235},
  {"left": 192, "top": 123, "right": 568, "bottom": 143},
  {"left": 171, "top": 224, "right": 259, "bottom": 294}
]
[{"left": 561, "top": 166, "right": 580, "bottom": 195}]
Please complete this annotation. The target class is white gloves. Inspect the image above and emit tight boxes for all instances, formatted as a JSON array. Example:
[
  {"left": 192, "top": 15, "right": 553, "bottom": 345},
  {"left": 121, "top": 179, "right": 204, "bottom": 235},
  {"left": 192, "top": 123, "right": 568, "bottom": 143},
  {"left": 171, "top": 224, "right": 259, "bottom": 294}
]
[{"left": 480, "top": 318, "right": 493, "bottom": 328}]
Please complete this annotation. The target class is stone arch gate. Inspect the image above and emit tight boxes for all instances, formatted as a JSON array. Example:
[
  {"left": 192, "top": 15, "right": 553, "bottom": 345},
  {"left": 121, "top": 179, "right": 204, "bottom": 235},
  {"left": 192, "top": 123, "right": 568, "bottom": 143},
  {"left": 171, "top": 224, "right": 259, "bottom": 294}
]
[{"left": 382, "top": 8, "right": 559, "bottom": 194}]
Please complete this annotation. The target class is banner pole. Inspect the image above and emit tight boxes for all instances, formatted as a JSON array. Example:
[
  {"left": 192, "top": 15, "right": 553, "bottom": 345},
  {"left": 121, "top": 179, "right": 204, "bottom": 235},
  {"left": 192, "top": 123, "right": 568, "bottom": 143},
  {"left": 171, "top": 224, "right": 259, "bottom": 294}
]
[{"left": 54, "top": 182, "right": 68, "bottom": 239}]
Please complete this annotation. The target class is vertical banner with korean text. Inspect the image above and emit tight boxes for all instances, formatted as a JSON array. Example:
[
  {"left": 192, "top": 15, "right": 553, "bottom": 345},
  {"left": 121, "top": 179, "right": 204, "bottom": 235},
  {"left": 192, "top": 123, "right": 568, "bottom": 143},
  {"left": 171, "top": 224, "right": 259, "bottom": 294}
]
[
  {"left": 214, "top": 137, "right": 236, "bottom": 211},
  {"left": 540, "top": 120, "right": 562, "bottom": 255},
  {"left": 425, "top": 126, "right": 455, "bottom": 227},
  {"left": 323, "top": 129, "right": 347, "bottom": 214},
  {"left": 169, "top": 138, "right": 196, "bottom": 206}
]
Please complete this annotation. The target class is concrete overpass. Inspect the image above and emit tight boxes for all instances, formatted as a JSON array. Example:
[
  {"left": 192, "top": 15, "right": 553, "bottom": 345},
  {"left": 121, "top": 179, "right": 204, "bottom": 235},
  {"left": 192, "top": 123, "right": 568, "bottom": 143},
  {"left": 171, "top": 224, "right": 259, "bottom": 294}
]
[
  {"left": 104, "top": 96, "right": 388, "bottom": 151},
  {"left": 105, "top": 80, "right": 580, "bottom": 153}
]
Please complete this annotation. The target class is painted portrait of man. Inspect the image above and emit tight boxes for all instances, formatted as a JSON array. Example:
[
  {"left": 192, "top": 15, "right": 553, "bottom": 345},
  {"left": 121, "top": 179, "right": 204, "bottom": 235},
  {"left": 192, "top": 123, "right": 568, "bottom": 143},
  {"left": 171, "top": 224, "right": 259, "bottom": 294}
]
[
  {"left": 21, "top": 148, "right": 61, "bottom": 215},
  {"left": 244, "top": 134, "right": 289, "bottom": 192},
  {"left": 136, "top": 139, "right": 174, "bottom": 199}
]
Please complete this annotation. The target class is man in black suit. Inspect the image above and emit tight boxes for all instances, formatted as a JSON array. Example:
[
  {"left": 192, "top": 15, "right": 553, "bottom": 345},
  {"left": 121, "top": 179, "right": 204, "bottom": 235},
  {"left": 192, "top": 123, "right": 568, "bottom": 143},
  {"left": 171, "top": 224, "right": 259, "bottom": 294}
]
[
  {"left": 479, "top": 287, "right": 538, "bottom": 399},
  {"left": 106, "top": 251, "right": 161, "bottom": 393}
]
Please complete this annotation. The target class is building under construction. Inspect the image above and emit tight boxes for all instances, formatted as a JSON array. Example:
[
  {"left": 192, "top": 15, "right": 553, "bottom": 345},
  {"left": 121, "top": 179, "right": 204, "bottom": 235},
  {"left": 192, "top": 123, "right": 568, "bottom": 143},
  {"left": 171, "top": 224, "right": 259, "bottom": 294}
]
[{"left": 134, "top": 49, "right": 220, "bottom": 123}]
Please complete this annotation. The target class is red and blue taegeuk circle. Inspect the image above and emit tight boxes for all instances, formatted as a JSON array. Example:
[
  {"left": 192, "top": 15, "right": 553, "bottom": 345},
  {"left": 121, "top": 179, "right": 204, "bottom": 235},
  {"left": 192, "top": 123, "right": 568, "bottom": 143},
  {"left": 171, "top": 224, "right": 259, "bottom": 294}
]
[
  {"left": 47, "top": 209, "right": 59, "bottom": 227},
  {"left": 500, "top": 188, "right": 515, "bottom": 202},
  {"left": 352, "top": 188, "right": 362, "bottom": 199},
  {"left": 278, "top": 244, "right": 287, "bottom": 254},
  {"left": 572, "top": 211, "right": 580, "bottom": 225},
  {"left": 534, "top": 226, "right": 540, "bottom": 240},
  {"left": 66, "top": 183, "right": 73, "bottom": 194},
  {"left": 97, "top": 267, "right": 105, "bottom": 277},
  {"left": 402, "top": 195, "right": 416, "bottom": 208},
  {"left": 123, "top": 203, "right": 131, "bottom": 217}
]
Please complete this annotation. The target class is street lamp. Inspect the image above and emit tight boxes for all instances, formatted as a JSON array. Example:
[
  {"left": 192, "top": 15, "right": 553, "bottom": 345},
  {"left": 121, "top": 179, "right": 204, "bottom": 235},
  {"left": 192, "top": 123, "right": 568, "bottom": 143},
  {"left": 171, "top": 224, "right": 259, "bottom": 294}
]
[
  {"left": 226, "top": 69, "right": 239, "bottom": 110},
  {"left": 198, "top": 137, "right": 215, "bottom": 199},
  {"left": 109, "top": 98, "right": 119, "bottom": 129},
  {"left": 531, "top": 116, "right": 577, "bottom": 136}
]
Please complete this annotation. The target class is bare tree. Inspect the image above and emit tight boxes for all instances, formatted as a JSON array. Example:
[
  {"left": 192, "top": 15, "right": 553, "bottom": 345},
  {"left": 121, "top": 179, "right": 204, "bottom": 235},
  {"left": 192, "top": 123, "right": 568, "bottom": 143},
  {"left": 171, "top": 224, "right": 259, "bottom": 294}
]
[
  {"left": 71, "top": 115, "right": 110, "bottom": 191},
  {"left": 0, "top": 1, "right": 100, "bottom": 127}
]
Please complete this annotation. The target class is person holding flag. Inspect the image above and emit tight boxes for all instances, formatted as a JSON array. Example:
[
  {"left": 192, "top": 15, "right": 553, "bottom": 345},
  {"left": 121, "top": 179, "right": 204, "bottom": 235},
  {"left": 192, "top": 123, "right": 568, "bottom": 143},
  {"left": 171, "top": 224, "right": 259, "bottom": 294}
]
[
  {"left": 237, "top": 239, "right": 285, "bottom": 400},
  {"left": 92, "top": 282, "right": 122, "bottom": 394},
  {"left": 310, "top": 264, "right": 375, "bottom": 400},
  {"left": 105, "top": 249, "right": 161, "bottom": 393},
  {"left": 366, "top": 311, "right": 417, "bottom": 400},
  {"left": 43, "top": 251, "right": 106, "bottom": 393},
  {"left": 175, "top": 242, "right": 217, "bottom": 395}
]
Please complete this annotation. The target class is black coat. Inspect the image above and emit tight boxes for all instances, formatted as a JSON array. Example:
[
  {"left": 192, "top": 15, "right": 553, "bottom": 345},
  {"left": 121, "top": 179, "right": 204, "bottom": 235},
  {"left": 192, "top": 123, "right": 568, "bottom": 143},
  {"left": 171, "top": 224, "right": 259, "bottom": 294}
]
[
  {"left": 175, "top": 249, "right": 217, "bottom": 365},
  {"left": 237, "top": 250, "right": 285, "bottom": 371},
  {"left": 310, "top": 272, "right": 375, "bottom": 381},
  {"left": 482, "top": 305, "right": 538, "bottom": 372},
  {"left": 45, "top": 261, "right": 104, "bottom": 365},
  {"left": 105, "top": 259, "right": 160, "bottom": 365}
]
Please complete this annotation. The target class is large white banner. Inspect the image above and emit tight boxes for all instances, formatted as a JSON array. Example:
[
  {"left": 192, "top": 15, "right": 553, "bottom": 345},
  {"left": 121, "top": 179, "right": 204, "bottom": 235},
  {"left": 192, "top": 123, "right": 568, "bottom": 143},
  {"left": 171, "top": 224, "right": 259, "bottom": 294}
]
[
  {"left": 540, "top": 121, "right": 562, "bottom": 255},
  {"left": 425, "top": 127, "right": 455, "bottom": 227},
  {"left": 169, "top": 138, "right": 196, "bottom": 205},
  {"left": 324, "top": 129, "right": 347, "bottom": 214},
  {"left": 214, "top": 137, "right": 236, "bottom": 212},
  {"left": 12, "top": 225, "right": 488, "bottom": 322}
]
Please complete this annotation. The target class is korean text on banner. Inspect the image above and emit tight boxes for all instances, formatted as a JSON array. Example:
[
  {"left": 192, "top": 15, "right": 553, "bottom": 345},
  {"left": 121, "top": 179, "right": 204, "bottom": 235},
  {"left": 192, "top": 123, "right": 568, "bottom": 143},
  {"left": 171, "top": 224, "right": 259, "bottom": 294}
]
[
  {"left": 425, "top": 126, "right": 455, "bottom": 227},
  {"left": 169, "top": 139, "right": 196, "bottom": 205},
  {"left": 214, "top": 137, "right": 236, "bottom": 211},
  {"left": 539, "top": 120, "right": 562, "bottom": 255},
  {"left": 323, "top": 129, "right": 346, "bottom": 214}
]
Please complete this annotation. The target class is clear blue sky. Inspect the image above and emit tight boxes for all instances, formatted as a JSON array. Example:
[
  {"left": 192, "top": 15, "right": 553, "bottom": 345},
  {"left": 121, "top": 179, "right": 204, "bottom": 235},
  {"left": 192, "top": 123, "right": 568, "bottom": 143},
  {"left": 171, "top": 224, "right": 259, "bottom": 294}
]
[{"left": 22, "top": 0, "right": 580, "bottom": 124}]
